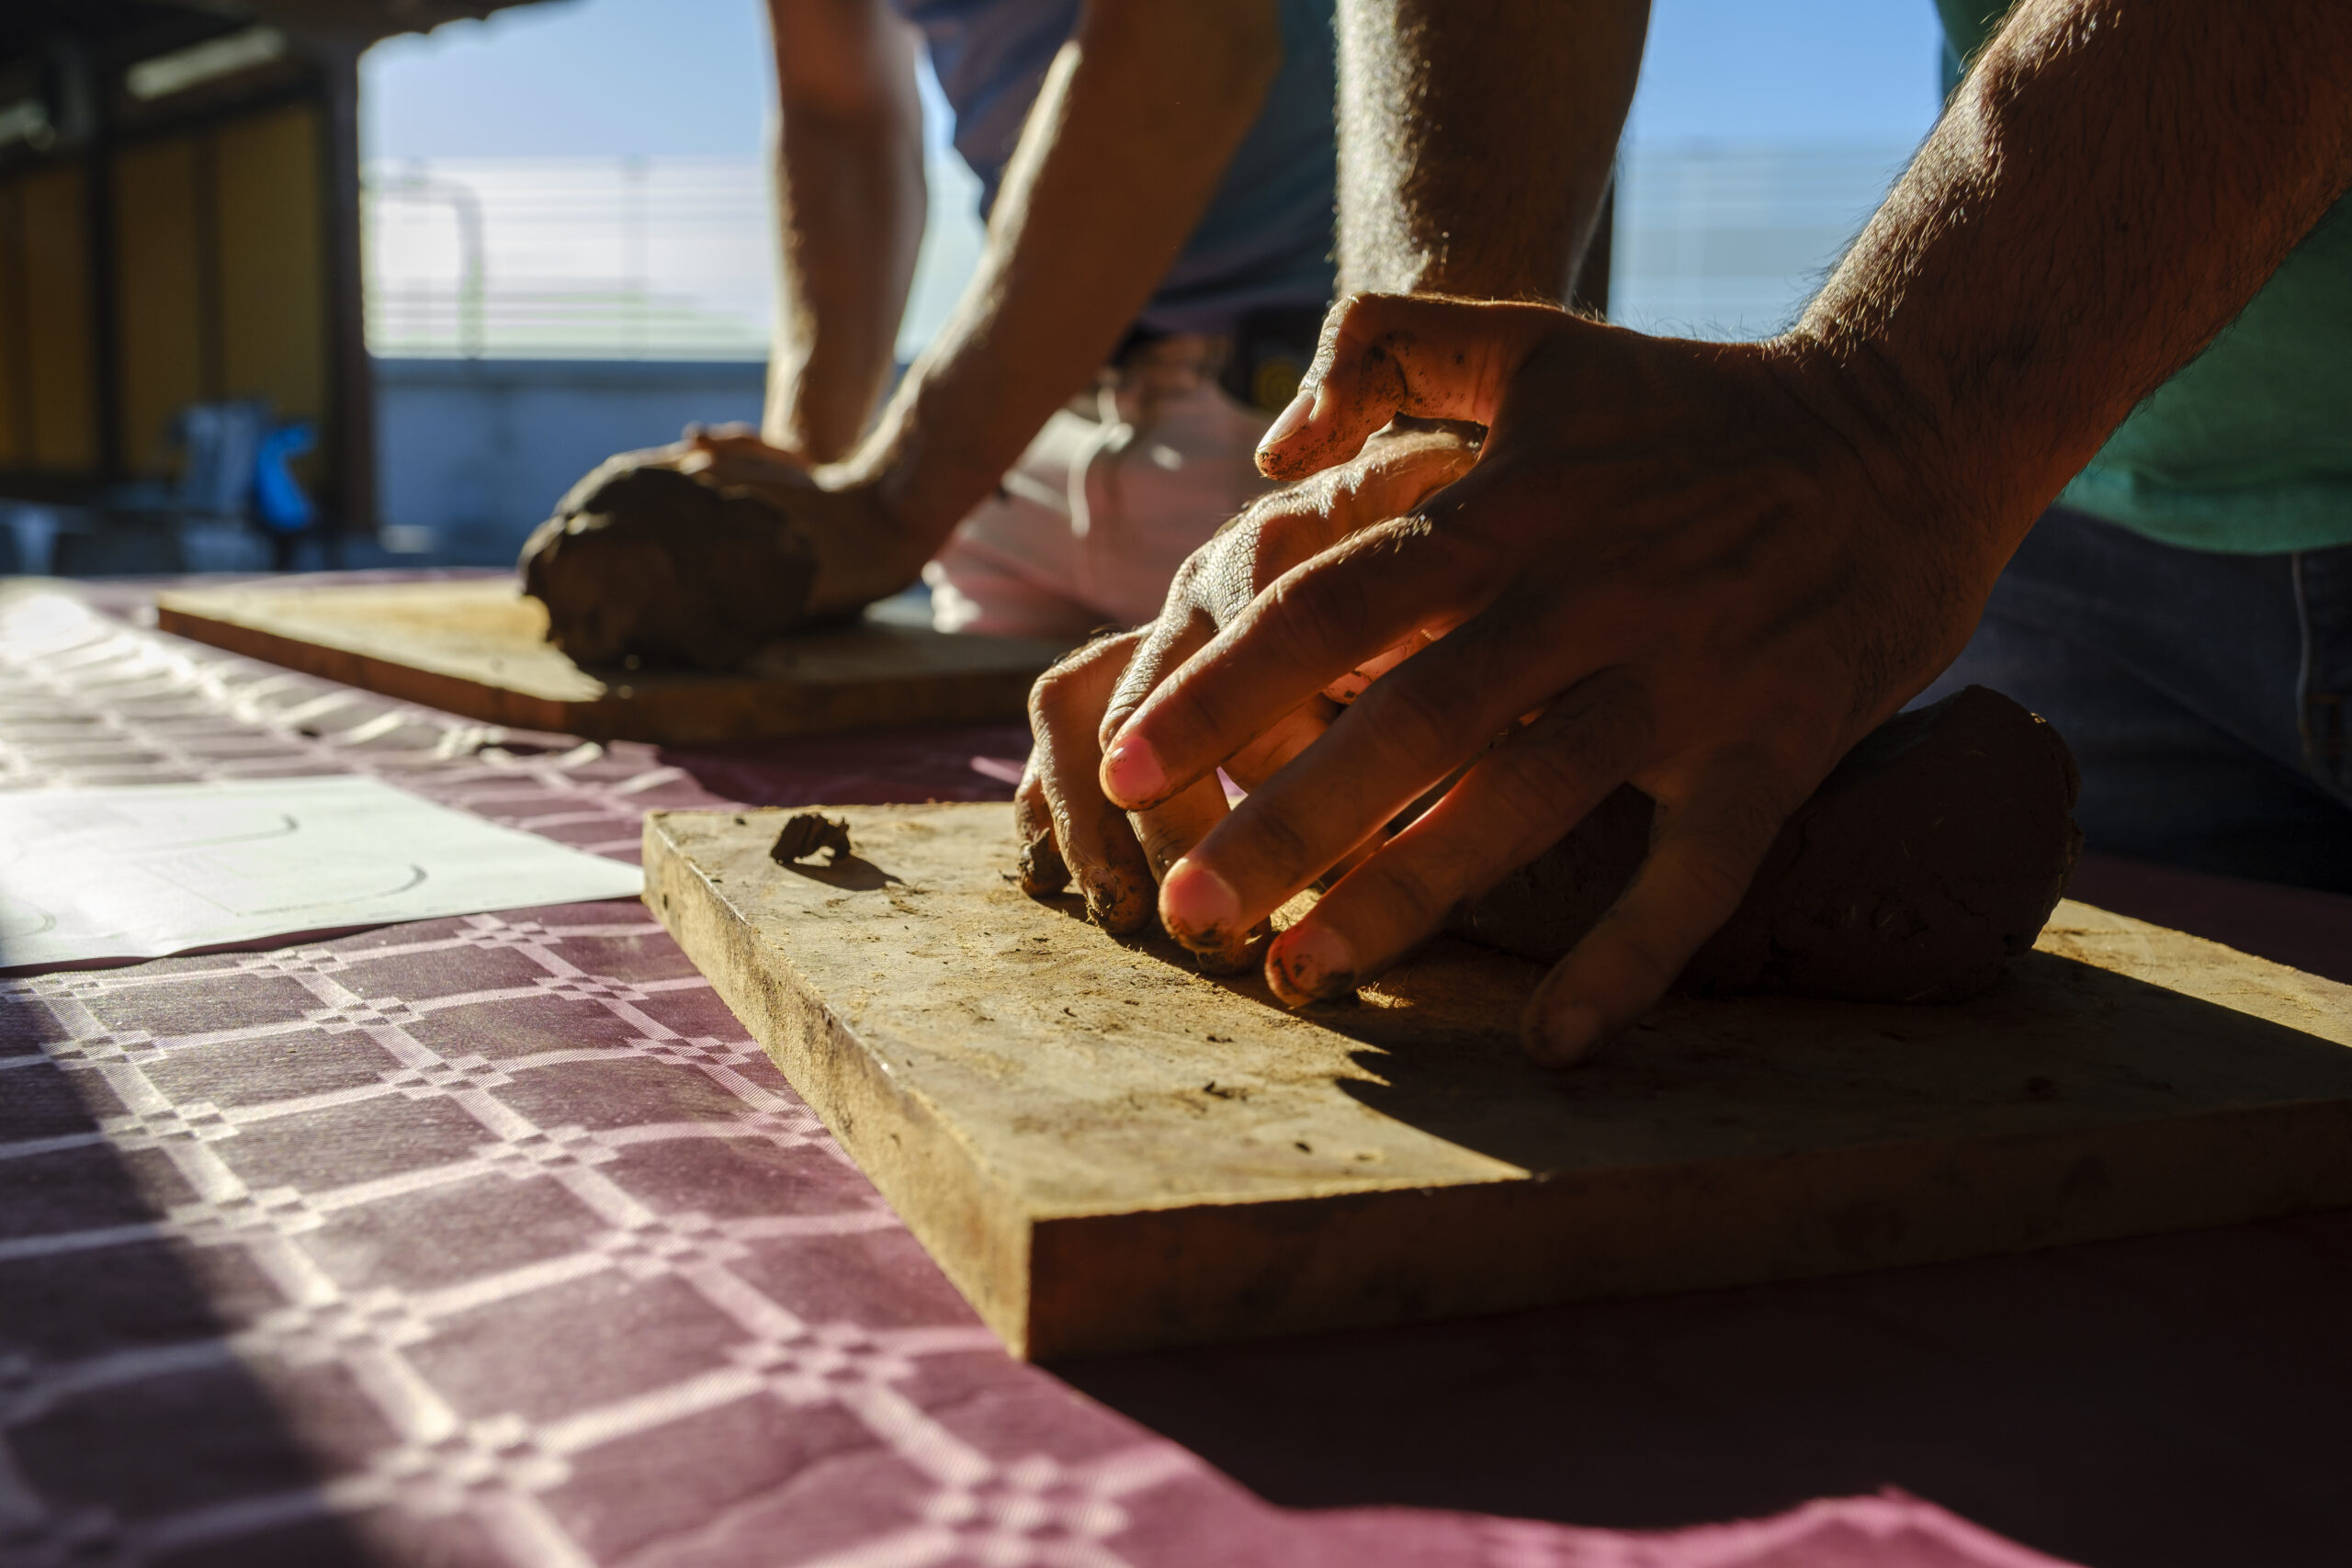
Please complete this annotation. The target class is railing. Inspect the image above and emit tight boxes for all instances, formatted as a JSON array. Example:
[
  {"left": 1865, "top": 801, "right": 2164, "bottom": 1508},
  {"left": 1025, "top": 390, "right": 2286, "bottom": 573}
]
[
  {"left": 362, "top": 141, "right": 1913, "bottom": 362},
  {"left": 362, "top": 157, "right": 778, "bottom": 360}
]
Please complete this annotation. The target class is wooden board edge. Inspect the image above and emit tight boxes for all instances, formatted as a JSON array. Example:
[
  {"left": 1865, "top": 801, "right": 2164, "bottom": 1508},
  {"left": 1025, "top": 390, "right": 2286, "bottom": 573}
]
[
  {"left": 640, "top": 809, "right": 1042, "bottom": 1357},
  {"left": 156, "top": 598, "right": 591, "bottom": 735},
  {"left": 1024, "top": 1096, "right": 2352, "bottom": 1359},
  {"left": 154, "top": 594, "right": 1052, "bottom": 743}
]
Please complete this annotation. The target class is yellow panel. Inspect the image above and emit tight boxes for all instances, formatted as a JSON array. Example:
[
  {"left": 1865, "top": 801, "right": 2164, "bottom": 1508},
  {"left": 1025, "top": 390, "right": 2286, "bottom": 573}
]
[
  {"left": 19, "top": 164, "right": 96, "bottom": 473},
  {"left": 0, "top": 181, "right": 22, "bottom": 468},
  {"left": 113, "top": 135, "right": 209, "bottom": 479},
  {"left": 215, "top": 102, "right": 326, "bottom": 480}
]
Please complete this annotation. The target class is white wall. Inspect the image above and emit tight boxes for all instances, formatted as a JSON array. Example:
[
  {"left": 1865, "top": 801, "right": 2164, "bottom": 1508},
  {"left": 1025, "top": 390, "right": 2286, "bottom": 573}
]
[{"left": 373, "top": 357, "right": 767, "bottom": 565}]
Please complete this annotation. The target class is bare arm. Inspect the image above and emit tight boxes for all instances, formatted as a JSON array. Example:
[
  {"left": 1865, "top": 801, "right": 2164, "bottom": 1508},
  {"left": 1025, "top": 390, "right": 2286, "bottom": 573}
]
[
  {"left": 763, "top": 0, "right": 926, "bottom": 464},
  {"left": 839, "top": 0, "right": 1284, "bottom": 551},
  {"left": 1010, "top": 0, "right": 1645, "bottom": 930},
  {"left": 1092, "top": 0, "right": 2352, "bottom": 1061},
  {"left": 1336, "top": 0, "right": 1647, "bottom": 300},
  {"left": 1798, "top": 1, "right": 2352, "bottom": 549}
]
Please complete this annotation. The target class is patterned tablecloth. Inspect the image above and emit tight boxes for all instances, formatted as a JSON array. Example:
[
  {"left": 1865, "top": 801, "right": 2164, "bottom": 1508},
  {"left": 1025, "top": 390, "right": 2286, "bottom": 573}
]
[{"left": 3, "top": 579, "right": 2346, "bottom": 1568}]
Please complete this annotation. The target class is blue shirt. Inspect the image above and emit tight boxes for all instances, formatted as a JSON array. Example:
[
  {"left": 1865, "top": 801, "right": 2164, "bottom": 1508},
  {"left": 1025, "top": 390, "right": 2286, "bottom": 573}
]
[{"left": 890, "top": 0, "right": 1338, "bottom": 335}]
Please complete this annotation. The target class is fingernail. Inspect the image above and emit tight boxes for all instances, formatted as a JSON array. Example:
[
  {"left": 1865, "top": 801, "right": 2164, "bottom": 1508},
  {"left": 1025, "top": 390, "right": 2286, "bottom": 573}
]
[
  {"left": 1255, "top": 382, "right": 1319, "bottom": 457},
  {"left": 1193, "top": 924, "right": 1262, "bottom": 976},
  {"left": 1267, "top": 923, "right": 1356, "bottom": 1007},
  {"left": 1529, "top": 1003, "right": 1603, "bottom": 1067},
  {"left": 1083, "top": 870, "right": 1145, "bottom": 933},
  {"left": 1100, "top": 739, "right": 1167, "bottom": 807},
  {"left": 1017, "top": 831, "right": 1068, "bottom": 896},
  {"left": 1159, "top": 857, "right": 1242, "bottom": 948}
]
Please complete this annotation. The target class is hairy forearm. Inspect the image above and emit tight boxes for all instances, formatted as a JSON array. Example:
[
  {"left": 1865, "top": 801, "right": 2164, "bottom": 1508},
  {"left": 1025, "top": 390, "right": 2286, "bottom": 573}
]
[
  {"left": 765, "top": 17, "right": 924, "bottom": 462},
  {"left": 846, "top": 0, "right": 1280, "bottom": 542},
  {"left": 1798, "top": 0, "right": 2352, "bottom": 551},
  {"left": 1336, "top": 0, "right": 1646, "bottom": 300}
]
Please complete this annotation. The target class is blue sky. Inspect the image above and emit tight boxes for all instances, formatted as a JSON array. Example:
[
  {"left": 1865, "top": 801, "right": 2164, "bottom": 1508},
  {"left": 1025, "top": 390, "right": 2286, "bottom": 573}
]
[{"left": 362, "top": 0, "right": 1951, "bottom": 161}]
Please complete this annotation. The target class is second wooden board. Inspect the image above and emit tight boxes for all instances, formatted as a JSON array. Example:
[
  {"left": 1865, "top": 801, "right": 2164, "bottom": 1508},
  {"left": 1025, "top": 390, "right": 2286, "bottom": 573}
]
[
  {"left": 156, "top": 578, "right": 1068, "bottom": 743},
  {"left": 646, "top": 803, "right": 2352, "bottom": 1359}
]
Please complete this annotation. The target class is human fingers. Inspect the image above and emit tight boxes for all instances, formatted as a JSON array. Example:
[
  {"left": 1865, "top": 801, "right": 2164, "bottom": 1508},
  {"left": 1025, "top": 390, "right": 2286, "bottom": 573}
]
[
  {"left": 1261, "top": 671, "right": 1651, "bottom": 1005},
  {"left": 1521, "top": 753, "right": 1811, "bottom": 1066},
  {"left": 1026, "top": 634, "right": 1156, "bottom": 933},
  {"left": 1322, "top": 632, "right": 1428, "bottom": 705},
  {"left": 1012, "top": 756, "right": 1069, "bottom": 897},
  {"left": 1101, "top": 479, "right": 1512, "bottom": 814},
  {"left": 1102, "top": 429, "right": 1477, "bottom": 746},
  {"left": 1150, "top": 577, "right": 1594, "bottom": 956},
  {"left": 1256, "top": 295, "right": 1569, "bottom": 482},
  {"left": 1100, "top": 518, "right": 1454, "bottom": 810},
  {"left": 1126, "top": 775, "right": 1259, "bottom": 972}
]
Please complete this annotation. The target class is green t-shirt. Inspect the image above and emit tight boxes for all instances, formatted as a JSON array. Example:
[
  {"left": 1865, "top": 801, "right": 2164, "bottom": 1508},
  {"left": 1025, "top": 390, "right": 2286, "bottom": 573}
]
[{"left": 1936, "top": 1, "right": 2352, "bottom": 553}]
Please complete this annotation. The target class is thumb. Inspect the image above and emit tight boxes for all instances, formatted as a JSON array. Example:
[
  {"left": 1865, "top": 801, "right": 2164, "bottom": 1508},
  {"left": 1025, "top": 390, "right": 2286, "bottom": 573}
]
[{"left": 1255, "top": 294, "right": 1566, "bottom": 482}]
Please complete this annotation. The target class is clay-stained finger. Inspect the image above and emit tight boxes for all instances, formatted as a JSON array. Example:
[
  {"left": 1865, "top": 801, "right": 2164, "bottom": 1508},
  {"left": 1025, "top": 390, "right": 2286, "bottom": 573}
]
[
  {"left": 1012, "top": 758, "right": 1068, "bottom": 896},
  {"left": 1261, "top": 673, "right": 1651, "bottom": 1006},
  {"left": 1027, "top": 634, "right": 1156, "bottom": 933},
  {"left": 1521, "top": 754, "right": 1808, "bottom": 1066},
  {"left": 1102, "top": 433, "right": 1478, "bottom": 747},
  {"left": 1100, "top": 512, "right": 1485, "bottom": 812},
  {"left": 1105, "top": 604, "right": 1214, "bottom": 755},
  {"left": 1127, "top": 775, "right": 1260, "bottom": 972},
  {"left": 1146, "top": 572, "right": 1612, "bottom": 960}
]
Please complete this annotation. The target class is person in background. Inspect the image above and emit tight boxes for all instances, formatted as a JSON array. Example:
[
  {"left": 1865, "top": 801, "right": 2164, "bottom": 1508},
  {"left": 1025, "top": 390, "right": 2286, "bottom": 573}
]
[{"left": 534, "top": 0, "right": 1336, "bottom": 641}]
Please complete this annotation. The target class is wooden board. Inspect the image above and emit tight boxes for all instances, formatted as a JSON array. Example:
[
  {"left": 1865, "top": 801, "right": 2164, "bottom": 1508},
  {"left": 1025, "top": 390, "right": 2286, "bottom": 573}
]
[
  {"left": 155, "top": 579, "right": 1068, "bottom": 744},
  {"left": 644, "top": 802, "right": 2352, "bottom": 1360}
]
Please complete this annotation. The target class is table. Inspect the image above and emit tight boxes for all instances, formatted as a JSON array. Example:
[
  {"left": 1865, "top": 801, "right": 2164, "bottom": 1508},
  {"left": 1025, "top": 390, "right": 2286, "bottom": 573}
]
[{"left": 5, "top": 577, "right": 2346, "bottom": 1568}]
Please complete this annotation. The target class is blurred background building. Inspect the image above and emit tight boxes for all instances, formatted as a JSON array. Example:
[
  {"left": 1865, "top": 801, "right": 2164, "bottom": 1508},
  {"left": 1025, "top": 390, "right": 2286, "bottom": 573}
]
[
  {"left": 0, "top": 0, "right": 551, "bottom": 573},
  {"left": 3, "top": 0, "right": 1950, "bottom": 575}
]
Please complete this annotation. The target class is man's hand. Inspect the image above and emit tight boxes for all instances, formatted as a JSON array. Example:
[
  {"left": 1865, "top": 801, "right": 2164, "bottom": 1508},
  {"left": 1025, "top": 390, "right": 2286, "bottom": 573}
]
[
  {"left": 1014, "top": 424, "right": 1478, "bottom": 950},
  {"left": 1091, "top": 294, "right": 2007, "bottom": 1064},
  {"left": 518, "top": 428, "right": 926, "bottom": 669},
  {"left": 676, "top": 431, "right": 926, "bottom": 616}
]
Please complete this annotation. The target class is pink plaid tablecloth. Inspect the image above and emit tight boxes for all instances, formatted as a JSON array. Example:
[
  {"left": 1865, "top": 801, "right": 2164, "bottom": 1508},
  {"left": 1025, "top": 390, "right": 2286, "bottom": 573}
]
[{"left": 4, "top": 579, "right": 2346, "bottom": 1568}]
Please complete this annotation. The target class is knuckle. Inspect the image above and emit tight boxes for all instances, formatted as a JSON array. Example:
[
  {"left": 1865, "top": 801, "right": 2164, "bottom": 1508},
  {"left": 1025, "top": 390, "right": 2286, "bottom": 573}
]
[
  {"left": 1329, "top": 291, "right": 1382, "bottom": 339},
  {"left": 1239, "top": 802, "right": 1322, "bottom": 884},
  {"left": 1691, "top": 781, "right": 1797, "bottom": 860},
  {"left": 1483, "top": 747, "right": 1599, "bottom": 836},
  {"left": 1028, "top": 635, "right": 1130, "bottom": 728},
  {"left": 1352, "top": 670, "right": 1472, "bottom": 772},
  {"left": 1164, "top": 546, "right": 1216, "bottom": 605},
  {"left": 1026, "top": 668, "right": 1075, "bottom": 729},
  {"left": 1665, "top": 842, "right": 1761, "bottom": 913},
  {"left": 1355, "top": 852, "right": 1453, "bottom": 928},
  {"left": 1608, "top": 922, "right": 1692, "bottom": 993}
]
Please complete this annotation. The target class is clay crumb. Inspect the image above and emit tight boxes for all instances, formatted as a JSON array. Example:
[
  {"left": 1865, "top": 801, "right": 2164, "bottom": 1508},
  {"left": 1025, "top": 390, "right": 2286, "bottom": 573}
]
[{"left": 772, "top": 812, "right": 854, "bottom": 865}]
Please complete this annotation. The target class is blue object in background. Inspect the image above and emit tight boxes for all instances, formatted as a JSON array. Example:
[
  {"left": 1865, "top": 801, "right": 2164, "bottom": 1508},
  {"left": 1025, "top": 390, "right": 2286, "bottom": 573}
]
[{"left": 253, "top": 420, "right": 317, "bottom": 533}]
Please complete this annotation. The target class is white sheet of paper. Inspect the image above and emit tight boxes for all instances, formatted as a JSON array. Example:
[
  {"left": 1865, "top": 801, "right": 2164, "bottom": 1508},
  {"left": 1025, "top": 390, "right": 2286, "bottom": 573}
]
[{"left": 0, "top": 776, "right": 644, "bottom": 968}]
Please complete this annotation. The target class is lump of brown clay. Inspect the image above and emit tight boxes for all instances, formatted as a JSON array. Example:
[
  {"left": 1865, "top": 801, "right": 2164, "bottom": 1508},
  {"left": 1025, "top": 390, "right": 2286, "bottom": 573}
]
[
  {"left": 1448, "top": 685, "right": 2082, "bottom": 1003},
  {"left": 519, "top": 460, "right": 822, "bottom": 671}
]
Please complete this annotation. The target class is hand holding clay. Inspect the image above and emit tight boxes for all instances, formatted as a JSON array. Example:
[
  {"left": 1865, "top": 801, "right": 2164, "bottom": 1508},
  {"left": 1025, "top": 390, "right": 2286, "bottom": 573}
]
[
  {"left": 1016, "top": 424, "right": 1480, "bottom": 949},
  {"left": 1091, "top": 292, "right": 2017, "bottom": 1064},
  {"left": 1453, "top": 685, "right": 2080, "bottom": 1004},
  {"left": 518, "top": 430, "right": 924, "bottom": 671}
]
